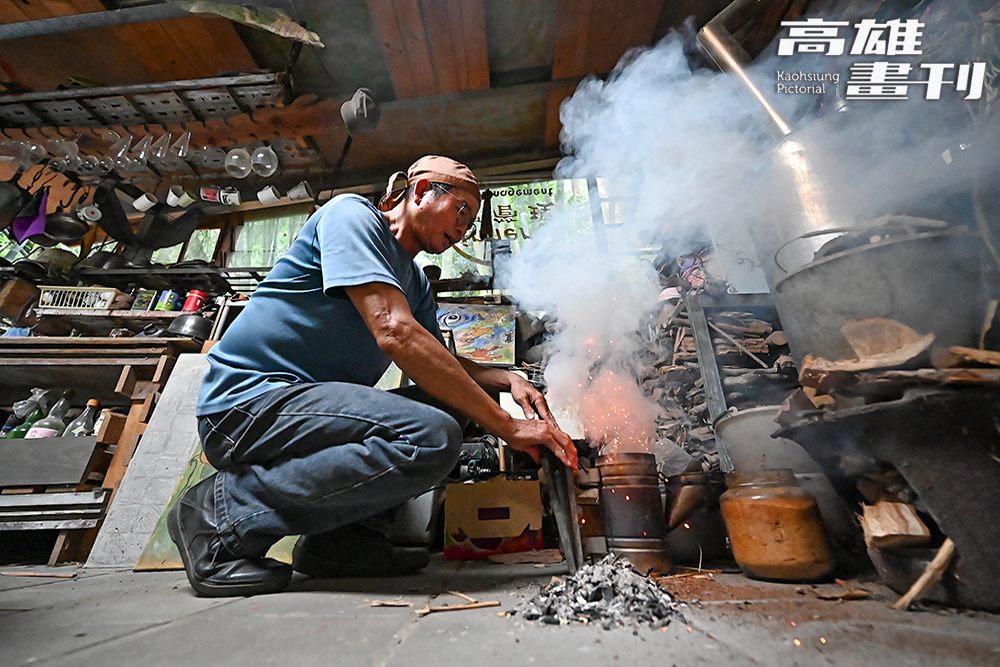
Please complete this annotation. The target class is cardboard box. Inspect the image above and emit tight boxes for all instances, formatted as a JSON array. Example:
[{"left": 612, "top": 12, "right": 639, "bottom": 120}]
[{"left": 443, "top": 477, "right": 543, "bottom": 560}]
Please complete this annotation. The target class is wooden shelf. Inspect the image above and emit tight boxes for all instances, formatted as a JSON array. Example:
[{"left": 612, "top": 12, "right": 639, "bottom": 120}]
[
  {"left": 0, "top": 337, "right": 200, "bottom": 408},
  {"left": 33, "top": 308, "right": 185, "bottom": 319}
]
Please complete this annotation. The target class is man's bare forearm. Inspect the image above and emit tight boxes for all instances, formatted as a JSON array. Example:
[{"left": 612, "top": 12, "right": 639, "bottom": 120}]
[
  {"left": 345, "top": 282, "right": 514, "bottom": 435},
  {"left": 388, "top": 327, "right": 515, "bottom": 434},
  {"left": 457, "top": 357, "right": 514, "bottom": 393}
]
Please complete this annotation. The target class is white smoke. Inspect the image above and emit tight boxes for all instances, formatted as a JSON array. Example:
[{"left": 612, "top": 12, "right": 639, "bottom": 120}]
[
  {"left": 503, "top": 34, "right": 768, "bottom": 452},
  {"left": 503, "top": 6, "right": 1000, "bottom": 450}
]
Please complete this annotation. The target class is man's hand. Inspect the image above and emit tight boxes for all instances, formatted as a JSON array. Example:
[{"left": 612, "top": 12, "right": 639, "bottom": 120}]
[
  {"left": 503, "top": 418, "right": 578, "bottom": 470},
  {"left": 509, "top": 373, "right": 559, "bottom": 427},
  {"left": 456, "top": 362, "right": 576, "bottom": 469}
]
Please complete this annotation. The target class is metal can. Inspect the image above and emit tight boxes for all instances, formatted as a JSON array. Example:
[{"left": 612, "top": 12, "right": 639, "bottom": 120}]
[
  {"left": 182, "top": 289, "right": 207, "bottom": 312},
  {"left": 155, "top": 290, "right": 180, "bottom": 311}
]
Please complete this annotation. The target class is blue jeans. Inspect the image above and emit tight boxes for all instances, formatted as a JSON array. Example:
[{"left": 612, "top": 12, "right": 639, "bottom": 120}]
[{"left": 197, "top": 383, "right": 463, "bottom": 558}]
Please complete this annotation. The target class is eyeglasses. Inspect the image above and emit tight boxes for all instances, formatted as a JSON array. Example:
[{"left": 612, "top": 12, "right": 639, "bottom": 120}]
[{"left": 432, "top": 183, "right": 475, "bottom": 233}]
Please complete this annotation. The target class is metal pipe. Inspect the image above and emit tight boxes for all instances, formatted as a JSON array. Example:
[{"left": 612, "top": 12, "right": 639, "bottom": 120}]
[
  {"left": 697, "top": 0, "right": 792, "bottom": 140},
  {"left": 0, "top": 5, "right": 189, "bottom": 42}
]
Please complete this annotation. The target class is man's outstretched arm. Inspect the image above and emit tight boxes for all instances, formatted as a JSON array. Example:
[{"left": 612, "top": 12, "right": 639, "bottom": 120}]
[
  {"left": 345, "top": 281, "right": 577, "bottom": 468},
  {"left": 456, "top": 358, "right": 561, "bottom": 428}
]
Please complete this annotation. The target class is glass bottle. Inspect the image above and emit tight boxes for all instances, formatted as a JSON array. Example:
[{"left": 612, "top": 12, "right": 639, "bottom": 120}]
[
  {"left": 1, "top": 410, "right": 24, "bottom": 438},
  {"left": 24, "top": 390, "right": 73, "bottom": 439},
  {"left": 719, "top": 468, "right": 834, "bottom": 582},
  {"left": 5, "top": 403, "right": 45, "bottom": 439},
  {"left": 62, "top": 399, "right": 101, "bottom": 437}
]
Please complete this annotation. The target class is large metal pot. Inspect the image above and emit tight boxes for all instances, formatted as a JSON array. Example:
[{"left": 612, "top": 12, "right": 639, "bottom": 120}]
[{"left": 774, "top": 229, "right": 985, "bottom": 362}]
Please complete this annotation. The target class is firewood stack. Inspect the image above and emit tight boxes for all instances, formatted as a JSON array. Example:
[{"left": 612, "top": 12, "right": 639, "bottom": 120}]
[
  {"left": 776, "top": 316, "right": 1000, "bottom": 425},
  {"left": 631, "top": 299, "right": 798, "bottom": 473}
]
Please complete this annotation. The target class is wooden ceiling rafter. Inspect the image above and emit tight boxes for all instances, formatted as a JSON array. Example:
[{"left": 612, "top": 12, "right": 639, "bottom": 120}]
[
  {"left": 551, "top": 0, "right": 662, "bottom": 79},
  {"left": 457, "top": 0, "right": 489, "bottom": 90},
  {"left": 552, "top": 0, "right": 593, "bottom": 80},
  {"left": 422, "top": 0, "right": 460, "bottom": 94},
  {"left": 548, "top": 0, "right": 663, "bottom": 146},
  {"left": 367, "top": 0, "right": 488, "bottom": 100}
]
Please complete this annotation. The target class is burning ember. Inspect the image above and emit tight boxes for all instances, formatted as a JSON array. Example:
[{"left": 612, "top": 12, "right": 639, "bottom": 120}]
[
  {"left": 510, "top": 554, "right": 684, "bottom": 630},
  {"left": 579, "top": 368, "right": 661, "bottom": 455}
]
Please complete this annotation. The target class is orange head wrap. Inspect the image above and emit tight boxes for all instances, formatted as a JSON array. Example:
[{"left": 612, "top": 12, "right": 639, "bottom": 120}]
[{"left": 378, "top": 155, "right": 481, "bottom": 212}]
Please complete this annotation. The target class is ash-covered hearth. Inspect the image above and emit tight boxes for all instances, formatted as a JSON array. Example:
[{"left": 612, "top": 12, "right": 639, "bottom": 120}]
[{"left": 510, "top": 554, "right": 685, "bottom": 630}]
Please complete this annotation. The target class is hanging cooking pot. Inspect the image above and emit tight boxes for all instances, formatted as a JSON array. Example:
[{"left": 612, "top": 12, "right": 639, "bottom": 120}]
[
  {"left": 37, "top": 210, "right": 90, "bottom": 245},
  {"left": 169, "top": 259, "right": 232, "bottom": 295},
  {"left": 37, "top": 186, "right": 90, "bottom": 244},
  {"left": 166, "top": 313, "right": 214, "bottom": 342},
  {"left": 75, "top": 250, "right": 127, "bottom": 271},
  {"left": 12, "top": 257, "right": 46, "bottom": 282},
  {"left": 139, "top": 205, "right": 203, "bottom": 249},
  {"left": 13, "top": 248, "right": 78, "bottom": 285}
]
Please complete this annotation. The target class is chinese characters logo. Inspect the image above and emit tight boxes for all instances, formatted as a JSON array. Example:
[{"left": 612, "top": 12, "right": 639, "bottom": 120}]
[{"left": 777, "top": 18, "right": 985, "bottom": 100}]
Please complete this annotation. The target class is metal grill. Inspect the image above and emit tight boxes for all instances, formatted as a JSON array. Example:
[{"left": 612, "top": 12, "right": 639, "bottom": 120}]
[
  {"left": 86, "top": 96, "right": 146, "bottom": 125},
  {"left": 0, "top": 102, "right": 43, "bottom": 127},
  {"left": 231, "top": 85, "right": 281, "bottom": 112},
  {"left": 0, "top": 73, "right": 285, "bottom": 129},
  {"left": 183, "top": 89, "right": 241, "bottom": 117},
  {"left": 32, "top": 99, "right": 94, "bottom": 126},
  {"left": 132, "top": 91, "right": 195, "bottom": 124}
]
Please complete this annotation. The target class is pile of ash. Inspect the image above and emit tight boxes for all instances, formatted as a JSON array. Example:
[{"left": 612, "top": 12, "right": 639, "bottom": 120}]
[{"left": 510, "top": 555, "right": 684, "bottom": 630}]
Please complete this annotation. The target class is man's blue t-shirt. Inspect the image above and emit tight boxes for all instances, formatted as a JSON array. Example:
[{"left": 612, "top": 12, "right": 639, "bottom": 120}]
[{"left": 197, "top": 194, "right": 444, "bottom": 417}]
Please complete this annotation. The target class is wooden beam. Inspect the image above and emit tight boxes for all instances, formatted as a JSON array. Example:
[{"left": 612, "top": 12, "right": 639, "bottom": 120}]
[
  {"left": 157, "top": 17, "right": 258, "bottom": 79},
  {"left": 457, "top": 0, "right": 489, "bottom": 90},
  {"left": 421, "top": 0, "right": 459, "bottom": 94},
  {"left": 553, "top": 0, "right": 661, "bottom": 78},
  {"left": 585, "top": 0, "right": 661, "bottom": 73},
  {"left": 390, "top": 0, "right": 437, "bottom": 97},
  {"left": 445, "top": 0, "right": 470, "bottom": 90},
  {"left": 544, "top": 82, "right": 575, "bottom": 148},
  {"left": 0, "top": 1, "right": 154, "bottom": 89},
  {"left": 101, "top": 400, "right": 147, "bottom": 507},
  {"left": 552, "top": 0, "right": 592, "bottom": 79},
  {"left": 366, "top": 0, "right": 421, "bottom": 99}
]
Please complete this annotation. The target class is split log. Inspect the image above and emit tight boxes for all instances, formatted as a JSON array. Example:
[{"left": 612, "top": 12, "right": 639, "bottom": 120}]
[
  {"left": 764, "top": 331, "right": 787, "bottom": 347},
  {"left": 799, "top": 334, "right": 935, "bottom": 392},
  {"left": 851, "top": 368, "right": 1000, "bottom": 389},
  {"left": 860, "top": 502, "right": 931, "bottom": 549},
  {"left": 930, "top": 346, "right": 1000, "bottom": 369},
  {"left": 710, "top": 320, "right": 774, "bottom": 337}
]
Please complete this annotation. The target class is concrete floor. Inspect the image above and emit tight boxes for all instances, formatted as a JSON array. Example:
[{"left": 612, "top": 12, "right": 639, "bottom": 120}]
[{"left": 1, "top": 557, "right": 998, "bottom": 667}]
